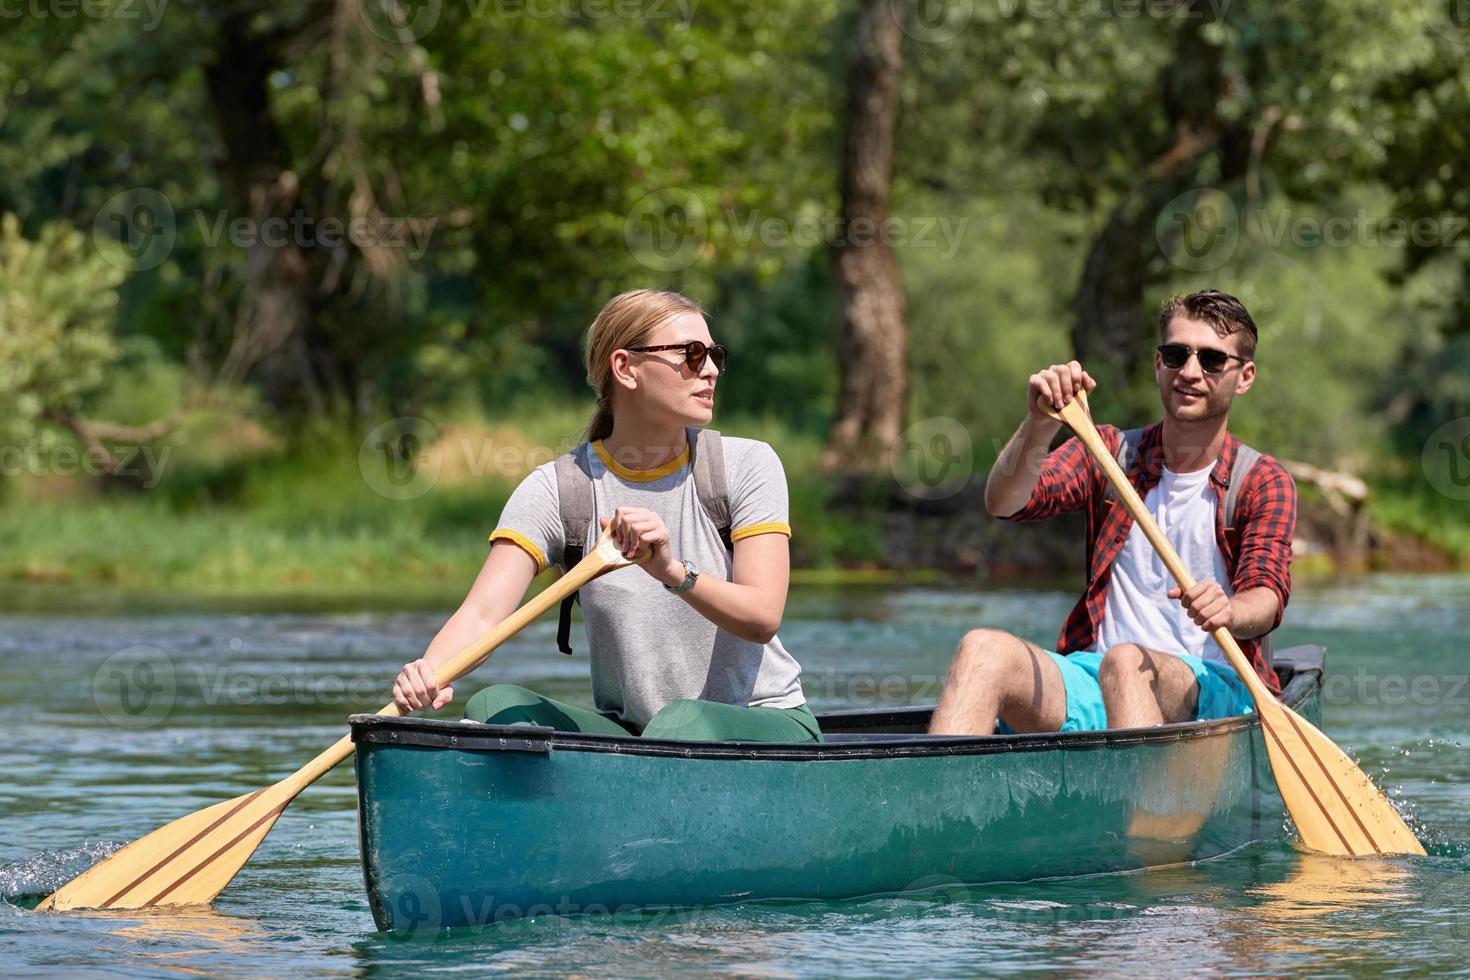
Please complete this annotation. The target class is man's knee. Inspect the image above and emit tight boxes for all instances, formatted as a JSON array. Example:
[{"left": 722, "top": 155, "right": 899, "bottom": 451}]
[
  {"left": 1099, "top": 643, "right": 1150, "bottom": 686},
  {"left": 952, "top": 628, "right": 1023, "bottom": 675}
]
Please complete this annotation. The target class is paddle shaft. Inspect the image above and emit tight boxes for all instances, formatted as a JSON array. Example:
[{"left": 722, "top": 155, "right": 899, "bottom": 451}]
[
  {"left": 289, "top": 533, "right": 636, "bottom": 788},
  {"left": 1042, "top": 392, "right": 1271, "bottom": 702}
]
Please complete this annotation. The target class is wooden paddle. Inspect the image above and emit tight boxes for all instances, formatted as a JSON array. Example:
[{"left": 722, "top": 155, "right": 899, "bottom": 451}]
[
  {"left": 40, "top": 530, "right": 643, "bottom": 912},
  {"left": 1039, "top": 389, "right": 1425, "bottom": 857}
]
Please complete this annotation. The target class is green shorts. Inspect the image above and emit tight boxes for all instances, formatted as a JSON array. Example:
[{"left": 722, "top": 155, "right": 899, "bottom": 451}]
[{"left": 462, "top": 684, "right": 823, "bottom": 743}]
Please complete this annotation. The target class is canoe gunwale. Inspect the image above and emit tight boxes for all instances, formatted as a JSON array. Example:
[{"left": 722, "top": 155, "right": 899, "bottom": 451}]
[
  {"left": 349, "top": 644, "right": 1323, "bottom": 763},
  {"left": 351, "top": 712, "right": 1258, "bottom": 761}
]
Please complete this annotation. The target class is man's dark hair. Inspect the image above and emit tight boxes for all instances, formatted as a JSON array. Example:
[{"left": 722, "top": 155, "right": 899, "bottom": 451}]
[{"left": 1157, "top": 289, "right": 1257, "bottom": 360}]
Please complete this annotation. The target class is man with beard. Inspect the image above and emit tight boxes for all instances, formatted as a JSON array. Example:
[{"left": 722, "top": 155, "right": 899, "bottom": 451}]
[{"left": 930, "top": 290, "right": 1297, "bottom": 734}]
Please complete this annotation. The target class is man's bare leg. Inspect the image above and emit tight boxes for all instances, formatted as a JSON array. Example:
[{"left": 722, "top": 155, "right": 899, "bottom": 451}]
[
  {"left": 929, "top": 629, "right": 1069, "bottom": 735},
  {"left": 1097, "top": 643, "right": 1200, "bottom": 728}
]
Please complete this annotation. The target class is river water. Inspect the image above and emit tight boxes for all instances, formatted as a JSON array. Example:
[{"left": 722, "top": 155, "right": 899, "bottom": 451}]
[{"left": 2, "top": 575, "right": 1466, "bottom": 976}]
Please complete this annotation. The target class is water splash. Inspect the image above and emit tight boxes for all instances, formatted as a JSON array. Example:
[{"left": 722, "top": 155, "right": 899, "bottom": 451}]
[{"left": 1, "top": 841, "right": 122, "bottom": 906}]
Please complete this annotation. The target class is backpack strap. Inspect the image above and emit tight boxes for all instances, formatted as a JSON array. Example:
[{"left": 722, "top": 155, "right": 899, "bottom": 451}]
[
  {"left": 553, "top": 444, "right": 595, "bottom": 655},
  {"left": 1222, "top": 441, "right": 1270, "bottom": 667},
  {"left": 1223, "top": 443, "right": 1262, "bottom": 530},
  {"left": 688, "top": 427, "right": 734, "bottom": 553},
  {"left": 1103, "top": 428, "right": 1144, "bottom": 504}
]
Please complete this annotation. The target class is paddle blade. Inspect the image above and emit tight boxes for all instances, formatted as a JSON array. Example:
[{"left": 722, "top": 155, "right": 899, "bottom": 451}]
[
  {"left": 1257, "top": 698, "right": 1425, "bottom": 857},
  {"left": 38, "top": 782, "right": 294, "bottom": 912}
]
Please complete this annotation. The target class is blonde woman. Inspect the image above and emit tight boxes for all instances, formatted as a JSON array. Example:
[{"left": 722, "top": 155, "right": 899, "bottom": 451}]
[{"left": 390, "top": 289, "right": 818, "bottom": 742}]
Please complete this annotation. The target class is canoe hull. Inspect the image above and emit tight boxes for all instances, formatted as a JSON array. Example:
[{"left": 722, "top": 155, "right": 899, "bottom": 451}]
[{"left": 352, "top": 647, "right": 1323, "bottom": 931}]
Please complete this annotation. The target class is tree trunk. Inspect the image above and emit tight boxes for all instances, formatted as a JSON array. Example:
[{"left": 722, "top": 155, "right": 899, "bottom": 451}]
[
  {"left": 1071, "top": 0, "right": 1253, "bottom": 387},
  {"left": 202, "top": 6, "right": 344, "bottom": 417},
  {"left": 824, "top": 0, "right": 908, "bottom": 472}
]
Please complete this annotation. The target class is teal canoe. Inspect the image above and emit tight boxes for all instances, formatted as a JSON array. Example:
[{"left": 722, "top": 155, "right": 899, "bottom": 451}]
[{"left": 350, "top": 645, "right": 1325, "bottom": 931}]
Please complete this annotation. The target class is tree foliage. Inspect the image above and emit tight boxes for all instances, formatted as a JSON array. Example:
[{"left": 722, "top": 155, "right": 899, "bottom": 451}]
[
  {"left": 0, "top": 214, "right": 124, "bottom": 443},
  {"left": 0, "top": 0, "right": 1464, "bottom": 476}
]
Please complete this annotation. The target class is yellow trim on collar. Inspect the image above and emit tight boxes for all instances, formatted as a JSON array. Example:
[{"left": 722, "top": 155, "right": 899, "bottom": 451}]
[
  {"left": 730, "top": 521, "right": 792, "bottom": 542},
  {"left": 489, "top": 528, "right": 548, "bottom": 573},
  {"left": 591, "top": 440, "right": 691, "bottom": 482}
]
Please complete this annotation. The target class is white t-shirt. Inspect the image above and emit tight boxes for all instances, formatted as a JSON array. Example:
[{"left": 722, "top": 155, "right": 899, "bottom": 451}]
[{"left": 1093, "top": 463, "right": 1232, "bottom": 663}]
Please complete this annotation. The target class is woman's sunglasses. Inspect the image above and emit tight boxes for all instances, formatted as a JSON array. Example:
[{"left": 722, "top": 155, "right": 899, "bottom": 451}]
[
  {"left": 627, "top": 340, "right": 728, "bottom": 376},
  {"left": 1157, "top": 343, "right": 1248, "bottom": 375}
]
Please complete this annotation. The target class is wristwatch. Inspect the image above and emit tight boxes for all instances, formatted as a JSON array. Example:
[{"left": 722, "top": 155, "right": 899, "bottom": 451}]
[{"left": 665, "top": 560, "right": 699, "bottom": 595}]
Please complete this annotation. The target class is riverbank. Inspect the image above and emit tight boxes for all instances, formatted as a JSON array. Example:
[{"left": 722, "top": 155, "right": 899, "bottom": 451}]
[{"left": 1, "top": 411, "right": 1464, "bottom": 597}]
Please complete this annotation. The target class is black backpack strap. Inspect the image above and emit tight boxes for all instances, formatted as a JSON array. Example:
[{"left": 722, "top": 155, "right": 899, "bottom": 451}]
[
  {"left": 554, "top": 444, "right": 595, "bottom": 654},
  {"left": 688, "top": 427, "right": 733, "bottom": 552},
  {"left": 1223, "top": 441, "right": 1269, "bottom": 667},
  {"left": 1103, "top": 428, "right": 1144, "bottom": 504}
]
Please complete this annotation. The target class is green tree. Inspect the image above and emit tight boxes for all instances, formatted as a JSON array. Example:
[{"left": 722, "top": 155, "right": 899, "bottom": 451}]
[
  {"left": 1376, "top": 14, "right": 1470, "bottom": 435},
  {"left": 0, "top": 214, "right": 123, "bottom": 445},
  {"left": 0, "top": 2, "right": 844, "bottom": 424}
]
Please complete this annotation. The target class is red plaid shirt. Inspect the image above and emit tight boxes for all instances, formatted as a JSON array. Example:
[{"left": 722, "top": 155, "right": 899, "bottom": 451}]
[{"left": 1007, "top": 422, "right": 1296, "bottom": 693}]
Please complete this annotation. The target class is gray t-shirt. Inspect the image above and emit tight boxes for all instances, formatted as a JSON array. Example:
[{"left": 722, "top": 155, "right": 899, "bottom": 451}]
[{"left": 489, "top": 435, "right": 805, "bottom": 728}]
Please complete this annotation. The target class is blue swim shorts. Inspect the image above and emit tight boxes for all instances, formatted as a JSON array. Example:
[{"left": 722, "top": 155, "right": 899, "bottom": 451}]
[{"left": 996, "top": 650, "right": 1255, "bottom": 734}]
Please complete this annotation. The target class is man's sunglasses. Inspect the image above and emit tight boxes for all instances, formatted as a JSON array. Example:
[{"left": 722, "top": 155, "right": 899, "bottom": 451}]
[
  {"left": 627, "top": 340, "right": 728, "bottom": 376},
  {"left": 1157, "top": 343, "right": 1248, "bottom": 375}
]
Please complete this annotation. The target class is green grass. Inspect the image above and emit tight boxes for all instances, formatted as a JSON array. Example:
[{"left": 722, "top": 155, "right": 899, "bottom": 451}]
[
  {"left": 4, "top": 405, "right": 1466, "bottom": 597},
  {"left": 0, "top": 407, "right": 888, "bottom": 594},
  {"left": 0, "top": 490, "right": 501, "bottom": 592},
  {"left": 1365, "top": 476, "right": 1470, "bottom": 568}
]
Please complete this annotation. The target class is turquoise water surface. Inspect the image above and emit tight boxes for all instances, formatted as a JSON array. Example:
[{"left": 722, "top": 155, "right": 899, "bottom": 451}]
[{"left": 2, "top": 575, "right": 1466, "bottom": 976}]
